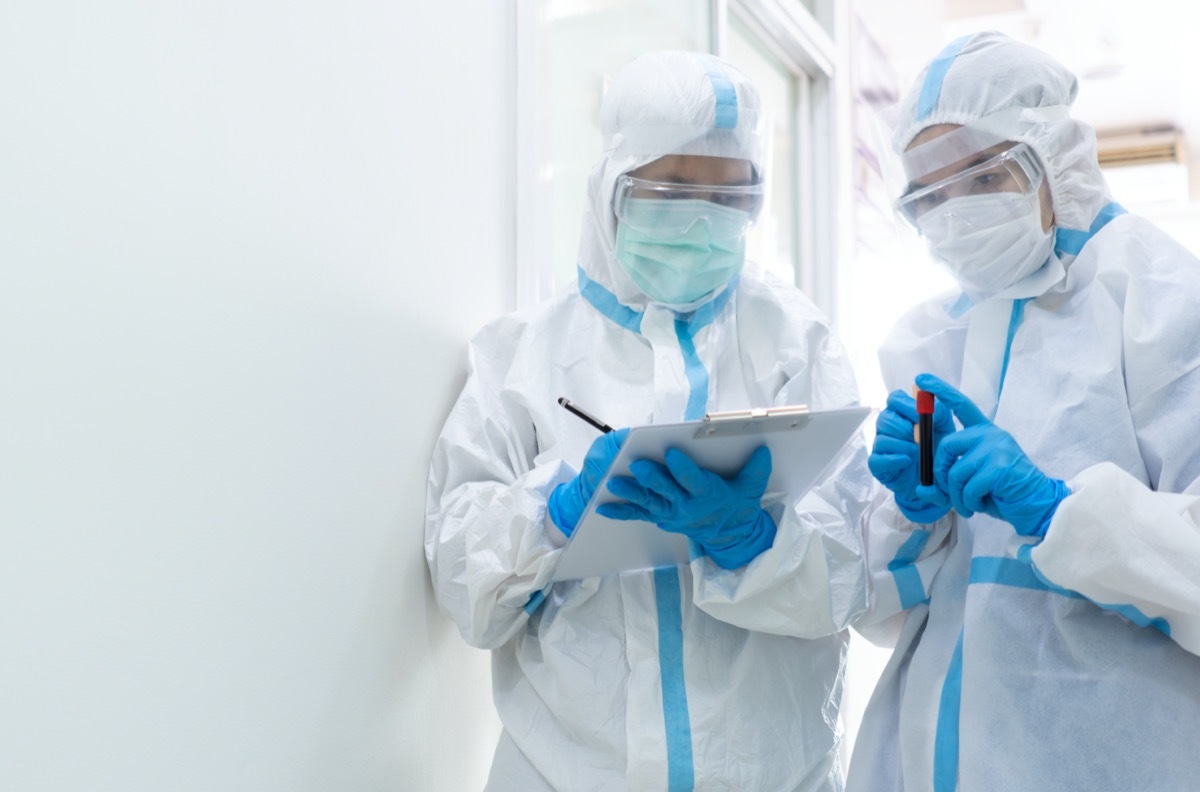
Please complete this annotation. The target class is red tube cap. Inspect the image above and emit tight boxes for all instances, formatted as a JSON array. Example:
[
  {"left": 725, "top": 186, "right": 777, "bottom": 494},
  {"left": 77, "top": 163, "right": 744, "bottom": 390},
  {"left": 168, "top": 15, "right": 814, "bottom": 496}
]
[{"left": 916, "top": 389, "right": 935, "bottom": 415}]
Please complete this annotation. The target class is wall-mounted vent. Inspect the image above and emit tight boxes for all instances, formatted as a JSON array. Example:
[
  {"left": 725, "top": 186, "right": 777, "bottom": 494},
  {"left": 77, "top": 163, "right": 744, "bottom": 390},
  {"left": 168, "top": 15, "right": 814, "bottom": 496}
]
[{"left": 1096, "top": 126, "right": 1185, "bottom": 168}]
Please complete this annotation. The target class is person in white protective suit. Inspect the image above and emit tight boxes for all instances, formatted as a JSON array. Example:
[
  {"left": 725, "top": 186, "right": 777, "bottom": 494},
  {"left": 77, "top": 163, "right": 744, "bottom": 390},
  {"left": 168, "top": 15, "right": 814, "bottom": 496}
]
[
  {"left": 425, "top": 51, "right": 874, "bottom": 791},
  {"left": 846, "top": 31, "right": 1200, "bottom": 792}
]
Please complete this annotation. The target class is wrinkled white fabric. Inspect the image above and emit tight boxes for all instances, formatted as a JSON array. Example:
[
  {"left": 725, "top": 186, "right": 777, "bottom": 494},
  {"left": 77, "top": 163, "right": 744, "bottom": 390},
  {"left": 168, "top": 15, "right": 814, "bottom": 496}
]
[
  {"left": 1035, "top": 462, "right": 1200, "bottom": 655},
  {"left": 849, "top": 31, "right": 1200, "bottom": 792},
  {"left": 426, "top": 50, "right": 873, "bottom": 791},
  {"left": 916, "top": 190, "right": 1054, "bottom": 298}
]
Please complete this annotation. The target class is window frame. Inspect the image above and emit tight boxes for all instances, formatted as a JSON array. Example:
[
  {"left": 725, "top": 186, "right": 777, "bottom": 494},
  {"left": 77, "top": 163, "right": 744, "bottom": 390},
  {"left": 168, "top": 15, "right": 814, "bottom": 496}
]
[{"left": 515, "top": 0, "right": 846, "bottom": 322}]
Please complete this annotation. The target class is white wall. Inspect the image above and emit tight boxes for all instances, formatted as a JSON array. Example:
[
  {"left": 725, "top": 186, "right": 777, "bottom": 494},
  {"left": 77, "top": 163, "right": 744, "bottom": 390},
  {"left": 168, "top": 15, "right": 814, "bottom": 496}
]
[{"left": 0, "top": 2, "right": 506, "bottom": 789}]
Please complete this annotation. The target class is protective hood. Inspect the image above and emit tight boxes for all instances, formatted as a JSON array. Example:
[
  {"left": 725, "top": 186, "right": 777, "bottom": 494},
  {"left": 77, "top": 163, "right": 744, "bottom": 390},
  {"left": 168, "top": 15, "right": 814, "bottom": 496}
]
[
  {"left": 892, "top": 31, "right": 1114, "bottom": 263},
  {"left": 577, "top": 50, "right": 765, "bottom": 309}
]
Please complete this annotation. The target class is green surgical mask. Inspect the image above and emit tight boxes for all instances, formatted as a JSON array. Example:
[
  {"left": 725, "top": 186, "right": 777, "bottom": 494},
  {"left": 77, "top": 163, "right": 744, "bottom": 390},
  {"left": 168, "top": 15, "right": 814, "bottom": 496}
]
[{"left": 614, "top": 198, "right": 750, "bottom": 305}]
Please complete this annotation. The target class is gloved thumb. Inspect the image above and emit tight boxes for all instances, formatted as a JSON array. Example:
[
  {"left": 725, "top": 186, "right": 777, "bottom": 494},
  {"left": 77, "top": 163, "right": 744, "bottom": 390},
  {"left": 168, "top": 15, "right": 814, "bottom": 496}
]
[
  {"left": 601, "top": 427, "right": 630, "bottom": 458},
  {"left": 914, "top": 482, "right": 951, "bottom": 505},
  {"left": 733, "top": 446, "right": 772, "bottom": 496}
]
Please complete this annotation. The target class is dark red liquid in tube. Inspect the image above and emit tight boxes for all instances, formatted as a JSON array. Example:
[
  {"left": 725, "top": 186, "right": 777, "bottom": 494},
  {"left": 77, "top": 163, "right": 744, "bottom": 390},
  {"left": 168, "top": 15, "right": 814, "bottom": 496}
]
[{"left": 917, "top": 389, "right": 934, "bottom": 486}]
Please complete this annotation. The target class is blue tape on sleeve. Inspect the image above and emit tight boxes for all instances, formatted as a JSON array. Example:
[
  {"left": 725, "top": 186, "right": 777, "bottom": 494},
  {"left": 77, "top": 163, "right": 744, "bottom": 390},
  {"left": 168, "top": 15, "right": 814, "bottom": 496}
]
[{"left": 888, "top": 529, "right": 933, "bottom": 609}]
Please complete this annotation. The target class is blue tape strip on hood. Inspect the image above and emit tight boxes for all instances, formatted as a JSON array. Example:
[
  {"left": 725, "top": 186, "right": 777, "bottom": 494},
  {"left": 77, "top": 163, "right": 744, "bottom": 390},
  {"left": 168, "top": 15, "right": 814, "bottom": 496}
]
[
  {"left": 917, "top": 35, "right": 972, "bottom": 121},
  {"left": 702, "top": 59, "right": 739, "bottom": 130}
]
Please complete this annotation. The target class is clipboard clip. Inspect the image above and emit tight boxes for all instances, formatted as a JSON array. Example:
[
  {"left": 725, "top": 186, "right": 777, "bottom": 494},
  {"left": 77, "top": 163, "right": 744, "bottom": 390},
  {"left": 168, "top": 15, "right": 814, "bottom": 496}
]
[{"left": 703, "top": 404, "right": 810, "bottom": 422}]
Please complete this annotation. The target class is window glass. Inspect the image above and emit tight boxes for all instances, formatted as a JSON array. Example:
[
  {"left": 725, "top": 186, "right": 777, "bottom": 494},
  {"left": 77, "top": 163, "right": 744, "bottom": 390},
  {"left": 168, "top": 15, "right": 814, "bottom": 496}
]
[
  {"left": 729, "top": 14, "right": 801, "bottom": 285},
  {"left": 550, "top": 0, "right": 710, "bottom": 291},
  {"left": 804, "top": 0, "right": 835, "bottom": 36}
]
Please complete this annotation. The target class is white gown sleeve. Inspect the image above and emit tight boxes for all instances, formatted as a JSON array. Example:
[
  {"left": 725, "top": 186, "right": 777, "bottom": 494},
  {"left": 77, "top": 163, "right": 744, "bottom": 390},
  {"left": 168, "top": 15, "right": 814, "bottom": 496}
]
[
  {"left": 424, "top": 319, "right": 573, "bottom": 650},
  {"left": 1028, "top": 461, "right": 1200, "bottom": 656},
  {"left": 854, "top": 494, "right": 955, "bottom": 648},
  {"left": 690, "top": 323, "right": 876, "bottom": 638},
  {"left": 689, "top": 437, "right": 872, "bottom": 637}
]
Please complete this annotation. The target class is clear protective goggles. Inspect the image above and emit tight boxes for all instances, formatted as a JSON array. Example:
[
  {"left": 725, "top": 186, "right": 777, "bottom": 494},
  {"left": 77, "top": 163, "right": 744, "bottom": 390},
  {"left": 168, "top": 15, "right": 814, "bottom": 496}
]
[
  {"left": 893, "top": 141, "right": 1045, "bottom": 227},
  {"left": 612, "top": 175, "right": 765, "bottom": 232}
]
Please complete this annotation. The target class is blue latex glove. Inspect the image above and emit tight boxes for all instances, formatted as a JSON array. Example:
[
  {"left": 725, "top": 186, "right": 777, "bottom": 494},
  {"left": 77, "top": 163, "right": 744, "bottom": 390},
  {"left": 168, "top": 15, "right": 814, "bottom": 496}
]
[
  {"left": 868, "top": 388, "right": 954, "bottom": 523},
  {"left": 915, "top": 373, "right": 1069, "bottom": 537},
  {"left": 547, "top": 428, "right": 629, "bottom": 536},
  {"left": 597, "top": 446, "right": 776, "bottom": 570}
]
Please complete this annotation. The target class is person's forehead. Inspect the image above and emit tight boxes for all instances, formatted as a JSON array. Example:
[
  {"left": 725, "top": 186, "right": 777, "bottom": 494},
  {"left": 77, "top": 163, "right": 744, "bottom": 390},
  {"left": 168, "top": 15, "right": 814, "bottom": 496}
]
[
  {"left": 908, "top": 123, "right": 961, "bottom": 150},
  {"left": 630, "top": 155, "right": 753, "bottom": 184},
  {"left": 906, "top": 125, "right": 1016, "bottom": 187}
]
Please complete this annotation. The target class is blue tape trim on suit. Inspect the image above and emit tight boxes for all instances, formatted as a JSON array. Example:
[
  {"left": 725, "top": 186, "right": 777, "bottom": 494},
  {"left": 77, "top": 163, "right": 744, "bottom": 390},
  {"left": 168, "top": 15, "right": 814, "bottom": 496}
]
[
  {"left": 933, "top": 629, "right": 965, "bottom": 792},
  {"left": 704, "top": 63, "right": 738, "bottom": 129},
  {"left": 578, "top": 266, "right": 643, "bottom": 334},
  {"left": 577, "top": 263, "right": 735, "bottom": 787},
  {"left": 658, "top": 290, "right": 733, "bottom": 787},
  {"left": 945, "top": 292, "right": 974, "bottom": 319},
  {"left": 675, "top": 319, "right": 709, "bottom": 422},
  {"left": 1011, "top": 546, "right": 1172, "bottom": 637},
  {"left": 654, "top": 567, "right": 695, "bottom": 791},
  {"left": 681, "top": 275, "right": 738, "bottom": 334},
  {"left": 969, "top": 554, "right": 1073, "bottom": 594},
  {"left": 888, "top": 529, "right": 932, "bottom": 609},
  {"left": 997, "top": 298, "right": 1028, "bottom": 400},
  {"left": 917, "top": 35, "right": 972, "bottom": 120},
  {"left": 675, "top": 277, "right": 735, "bottom": 420},
  {"left": 1053, "top": 202, "right": 1127, "bottom": 257},
  {"left": 523, "top": 589, "right": 547, "bottom": 615},
  {"left": 577, "top": 267, "right": 739, "bottom": 338},
  {"left": 940, "top": 549, "right": 1172, "bottom": 791}
]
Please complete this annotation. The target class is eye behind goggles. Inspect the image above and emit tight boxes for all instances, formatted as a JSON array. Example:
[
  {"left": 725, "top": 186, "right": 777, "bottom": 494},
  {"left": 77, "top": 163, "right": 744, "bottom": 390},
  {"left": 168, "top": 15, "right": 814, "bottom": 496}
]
[{"left": 894, "top": 142, "right": 1044, "bottom": 226}]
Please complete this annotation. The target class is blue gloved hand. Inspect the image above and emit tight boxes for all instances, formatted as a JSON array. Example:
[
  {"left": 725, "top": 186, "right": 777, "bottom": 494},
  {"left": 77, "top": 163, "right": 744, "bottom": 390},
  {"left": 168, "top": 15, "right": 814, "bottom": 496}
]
[
  {"left": 868, "top": 388, "right": 954, "bottom": 523},
  {"left": 547, "top": 428, "right": 629, "bottom": 536},
  {"left": 914, "top": 373, "right": 1069, "bottom": 537},
  {"left": 597, "top": 446, "right": 776, "bottom": 570}
]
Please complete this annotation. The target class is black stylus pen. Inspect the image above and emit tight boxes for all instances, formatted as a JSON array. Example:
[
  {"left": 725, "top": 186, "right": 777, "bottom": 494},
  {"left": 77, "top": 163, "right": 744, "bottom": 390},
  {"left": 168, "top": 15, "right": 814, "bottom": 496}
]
[{"left": 557, "top": 397, "right": 614, "bottom": 434}]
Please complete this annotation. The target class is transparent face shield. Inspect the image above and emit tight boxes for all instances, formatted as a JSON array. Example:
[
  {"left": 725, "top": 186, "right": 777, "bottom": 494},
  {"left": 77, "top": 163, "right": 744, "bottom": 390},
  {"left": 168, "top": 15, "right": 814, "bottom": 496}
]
[
  {"left": 894, "top": 141, "right": 1045, "bottom": 230},
  {"left": 868, "top": 104, "right": 1056, "bottom": 232},
  {"left": 866, "top": 104, "right": 1063, "bottom": 299},
  {"left": 612, "top": 174, "right": 765, "bottom": 237}
]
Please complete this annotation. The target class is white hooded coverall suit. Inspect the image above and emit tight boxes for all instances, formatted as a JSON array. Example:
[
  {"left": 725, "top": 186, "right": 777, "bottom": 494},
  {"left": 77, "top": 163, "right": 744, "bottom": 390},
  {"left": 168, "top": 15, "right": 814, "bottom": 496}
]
[
  {"left": 848, "top": 32, "right": 1200, "bottom": 792},
  {"left": 426, "top": 51, "right": 874, "bottom": 791}
]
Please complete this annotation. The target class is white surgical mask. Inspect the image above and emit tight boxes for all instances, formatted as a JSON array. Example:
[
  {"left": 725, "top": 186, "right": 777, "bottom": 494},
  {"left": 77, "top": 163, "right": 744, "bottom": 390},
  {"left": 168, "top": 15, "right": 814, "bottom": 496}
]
[
  {"left": 917, "top": 189, "right": 1054, "bottom": 299},
  {"left": 614, "top": 199, "right": 749, "bottom": 305}
]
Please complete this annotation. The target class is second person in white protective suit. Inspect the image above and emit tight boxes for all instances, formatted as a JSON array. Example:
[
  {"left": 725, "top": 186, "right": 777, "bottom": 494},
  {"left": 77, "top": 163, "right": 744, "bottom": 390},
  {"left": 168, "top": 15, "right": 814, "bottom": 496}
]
[
  {"left": 848, "top": 31, "right": 1200, "bottom": 792},
  {"left": 426, "top": 51, "right": 873, "bottom": 790}
]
